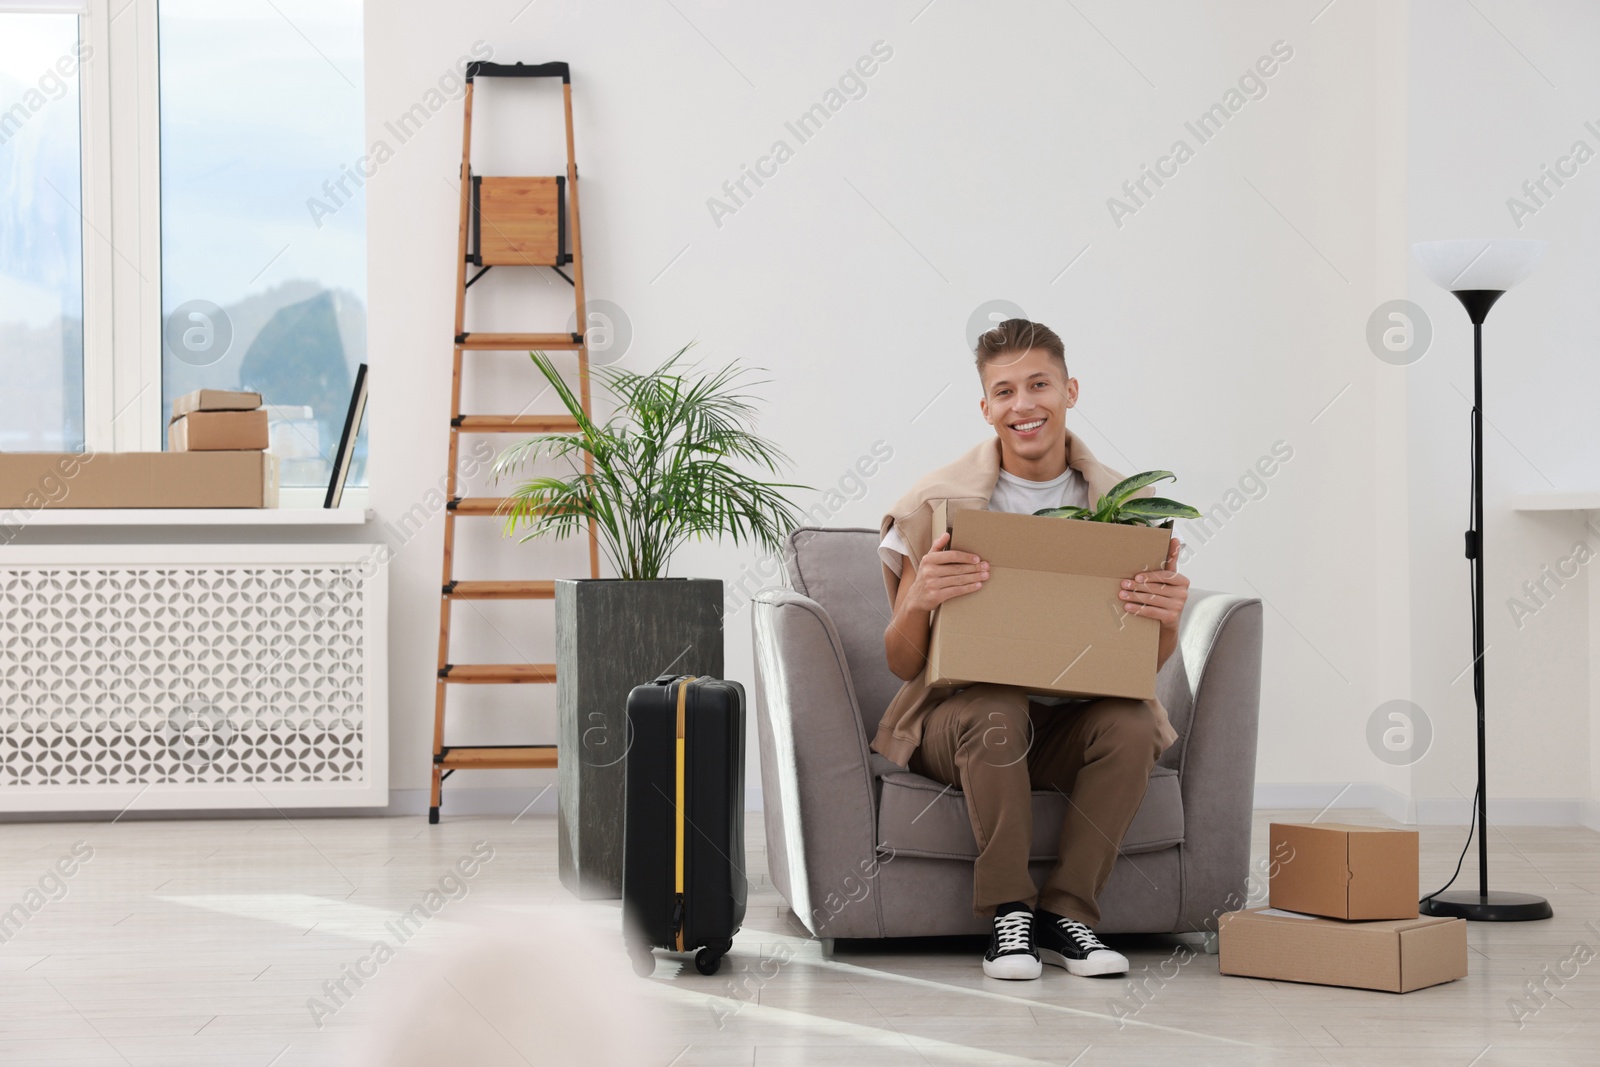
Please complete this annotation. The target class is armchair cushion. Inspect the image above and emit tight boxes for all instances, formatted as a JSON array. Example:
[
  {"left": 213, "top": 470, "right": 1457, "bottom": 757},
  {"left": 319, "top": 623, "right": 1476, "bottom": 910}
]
[{"left": 876, "top": 766, "right": 1184, "bottom": 862}]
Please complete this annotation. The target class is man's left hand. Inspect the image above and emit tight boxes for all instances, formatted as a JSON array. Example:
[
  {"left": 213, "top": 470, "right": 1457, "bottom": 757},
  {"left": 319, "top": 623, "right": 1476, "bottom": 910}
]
[{"left": 1120, "top": 536, "right": 1188, "bottom": 629}]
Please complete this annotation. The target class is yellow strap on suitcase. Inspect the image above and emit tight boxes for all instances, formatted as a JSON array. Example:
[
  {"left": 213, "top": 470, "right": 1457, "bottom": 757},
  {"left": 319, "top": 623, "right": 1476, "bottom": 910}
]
[{"left": 673, "top": 677, "right": 695, "bottom": 950}]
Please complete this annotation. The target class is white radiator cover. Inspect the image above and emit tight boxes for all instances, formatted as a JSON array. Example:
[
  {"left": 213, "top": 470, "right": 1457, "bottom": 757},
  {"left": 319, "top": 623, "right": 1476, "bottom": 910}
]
[{"left": 0, "top": 544, "right": 388, "bottom": 812}]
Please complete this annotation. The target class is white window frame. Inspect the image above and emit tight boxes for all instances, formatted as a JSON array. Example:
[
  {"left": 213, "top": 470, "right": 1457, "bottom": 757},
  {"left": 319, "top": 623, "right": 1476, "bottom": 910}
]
[{"left": 8, "top": 0, "right": 367, "bottom": 507}]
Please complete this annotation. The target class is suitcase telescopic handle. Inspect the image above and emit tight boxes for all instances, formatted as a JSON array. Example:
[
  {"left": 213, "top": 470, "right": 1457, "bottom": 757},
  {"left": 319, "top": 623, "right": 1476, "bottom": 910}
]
[
  {"left": 465, "top": 60, "right": 570, "bottom": 83},
  {"left": 651, "top": 673, "right": 682, "bottom": 686}
]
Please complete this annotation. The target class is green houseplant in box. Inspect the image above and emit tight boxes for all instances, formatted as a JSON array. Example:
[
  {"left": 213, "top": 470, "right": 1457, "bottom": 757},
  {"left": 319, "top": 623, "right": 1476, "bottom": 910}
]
[
  {"left": 1034, "top": 470, "right": 1201, "bottom": 526},
  {"left": 495, "top": 346, "right": 804, "bottom": 900}
]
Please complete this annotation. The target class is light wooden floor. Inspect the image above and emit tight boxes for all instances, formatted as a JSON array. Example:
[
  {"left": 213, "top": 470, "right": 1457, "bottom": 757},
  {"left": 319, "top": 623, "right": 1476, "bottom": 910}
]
[{"left": 0, "top": 807, "right": 1595, "bottom": 1065}]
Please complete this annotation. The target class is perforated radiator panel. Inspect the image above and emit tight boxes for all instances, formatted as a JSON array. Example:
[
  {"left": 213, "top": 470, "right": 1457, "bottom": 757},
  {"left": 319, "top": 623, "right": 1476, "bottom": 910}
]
[{"left": 0, "top": 545, "right": 388, "bottom": 811}]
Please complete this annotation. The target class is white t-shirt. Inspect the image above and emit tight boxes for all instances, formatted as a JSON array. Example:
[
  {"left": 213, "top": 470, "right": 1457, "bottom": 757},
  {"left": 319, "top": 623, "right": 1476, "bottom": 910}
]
[
  {"left": 880, "top": 466, "right": 1095, "bottom": 706},
  {"left": 878, "top": 466, "right": 1090, "bottom": 576}
]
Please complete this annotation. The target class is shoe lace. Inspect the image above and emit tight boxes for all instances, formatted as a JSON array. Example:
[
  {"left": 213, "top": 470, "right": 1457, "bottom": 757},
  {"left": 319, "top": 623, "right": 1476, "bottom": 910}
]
[
  {"left": 1057, "top": 917, "right": 1107, "bottom": 952},
  {"left": 993, "top": 910, "right": 1033, "bottom": 953}
]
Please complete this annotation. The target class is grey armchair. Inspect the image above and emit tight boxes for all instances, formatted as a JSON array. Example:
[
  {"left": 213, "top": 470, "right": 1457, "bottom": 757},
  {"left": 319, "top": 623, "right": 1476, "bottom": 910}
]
[{"left": 751, "top": 526, "right": 1263, "bottom": 939}]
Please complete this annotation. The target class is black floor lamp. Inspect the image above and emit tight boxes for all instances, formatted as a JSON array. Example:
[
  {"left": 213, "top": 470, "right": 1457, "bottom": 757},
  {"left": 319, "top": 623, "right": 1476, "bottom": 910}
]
[{"left": 1412, "top": 238, "right": 1552, "bottom": 923}]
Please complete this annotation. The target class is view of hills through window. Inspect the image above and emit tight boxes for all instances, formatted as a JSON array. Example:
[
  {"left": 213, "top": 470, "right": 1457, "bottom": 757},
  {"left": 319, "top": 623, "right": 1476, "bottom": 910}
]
[
  {"left": 160, "top": 0, "right": 366, "bottom": 488},
  {"left": 0, "top": 12, "right": 85, "bottom": 453}
]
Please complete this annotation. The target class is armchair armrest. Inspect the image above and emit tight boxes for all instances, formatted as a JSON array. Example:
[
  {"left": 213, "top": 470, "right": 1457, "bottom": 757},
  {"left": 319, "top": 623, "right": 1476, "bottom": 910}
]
[
  {"left": 751, "top": 589, "right": 886, "bottom": 938},
  {"left": 1158, "top": 589, "right": 1264, "bottom": 932}
]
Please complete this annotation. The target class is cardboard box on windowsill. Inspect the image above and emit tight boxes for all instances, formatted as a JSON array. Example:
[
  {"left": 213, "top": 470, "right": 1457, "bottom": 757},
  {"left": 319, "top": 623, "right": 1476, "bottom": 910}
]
[
  {"left": 0, "top": 452, "right": 279, "bottom": 509},
  {"left": 171, "top": 388, "right": 263, "bottom": 418},
  {"left": 1269, "top": 822, "right": 1420, "bottom": 921},
  {"left": 1218, "top": 907, "right": 1467, "bottom": 993},
  {"left": 168, "top": 409, "right": 271, "bottom": 452},
  {"left": 924, "top": 501, "right": 1174, "bottom": 700}
]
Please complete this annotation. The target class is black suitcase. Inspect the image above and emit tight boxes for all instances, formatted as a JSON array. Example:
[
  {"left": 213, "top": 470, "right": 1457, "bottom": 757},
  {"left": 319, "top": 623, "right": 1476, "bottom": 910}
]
[{"left": 622, "top": 673, "right": 747, "bottom": 976}]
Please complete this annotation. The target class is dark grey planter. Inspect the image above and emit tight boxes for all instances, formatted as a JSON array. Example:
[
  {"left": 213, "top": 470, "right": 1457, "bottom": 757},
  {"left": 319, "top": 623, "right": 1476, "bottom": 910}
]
[{"left": 555, "top": 577, "right": 723, "bottom": 900}]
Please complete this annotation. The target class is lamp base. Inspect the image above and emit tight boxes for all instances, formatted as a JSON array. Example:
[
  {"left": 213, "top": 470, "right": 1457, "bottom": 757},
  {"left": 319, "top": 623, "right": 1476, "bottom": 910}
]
[{"left": 1420, "top": 890, "right": 1552, "bottom": 922}]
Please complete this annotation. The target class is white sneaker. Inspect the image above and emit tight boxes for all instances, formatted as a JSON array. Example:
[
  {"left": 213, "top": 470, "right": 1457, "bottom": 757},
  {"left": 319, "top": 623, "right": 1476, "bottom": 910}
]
[
  {"left": 982, "top": 907, "right": 1042, "bottom": 980},
  {"left": 1035, "top": 911, "right": 1129, "bottom": 977}
]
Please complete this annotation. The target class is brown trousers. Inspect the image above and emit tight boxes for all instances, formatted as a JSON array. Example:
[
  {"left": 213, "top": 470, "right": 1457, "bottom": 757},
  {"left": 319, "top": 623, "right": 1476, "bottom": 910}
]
[{"left": 908, "top": 683, "right": 1165, "bottom": 925}]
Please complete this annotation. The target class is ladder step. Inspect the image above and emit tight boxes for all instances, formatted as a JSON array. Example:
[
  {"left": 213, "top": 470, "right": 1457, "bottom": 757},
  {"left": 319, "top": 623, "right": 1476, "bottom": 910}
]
[
  {"left": 453, "top": 415, "right": 580, "bottom": 433},
  {"left": 447, "top": 497, "right": 561, "bottom": 518},
  {"left": 438, "top": 745, "right": 558, "bottom": 770},
  {"left": 444, "top": 580, "right": 556, "bottom": 600},
  {"left": 456, "top": 332, "right": 584, "bottom": 350},
  {"left": 439, "top": 664, "right": 558, "bottom": 684},
  {"left": 448, "top": 496, "right": 514, "bottom": 516}
]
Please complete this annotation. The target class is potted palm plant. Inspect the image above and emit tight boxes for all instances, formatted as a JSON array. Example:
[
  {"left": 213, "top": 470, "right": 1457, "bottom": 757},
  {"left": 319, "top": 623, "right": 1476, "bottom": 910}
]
[{"left": 496, "top": 346, "right": 803, "bottom": 899}]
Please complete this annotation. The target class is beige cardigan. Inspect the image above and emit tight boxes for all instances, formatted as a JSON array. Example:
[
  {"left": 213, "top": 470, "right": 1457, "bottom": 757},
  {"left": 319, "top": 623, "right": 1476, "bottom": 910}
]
[{"left": 872, "top": 429, "right": 1179, "bottom": 766}]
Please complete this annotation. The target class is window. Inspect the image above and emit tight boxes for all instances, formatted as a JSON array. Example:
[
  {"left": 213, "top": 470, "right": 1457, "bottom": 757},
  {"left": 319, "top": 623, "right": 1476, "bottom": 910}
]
[
  {"left": 0, "top": 0, "right": 367, "bottom": 500},
  {"left": 0, "top": 10, "right": 86, "bottom": 452},
  {"left": 159, "top": 0, "right": 367, "bottom": 488}
]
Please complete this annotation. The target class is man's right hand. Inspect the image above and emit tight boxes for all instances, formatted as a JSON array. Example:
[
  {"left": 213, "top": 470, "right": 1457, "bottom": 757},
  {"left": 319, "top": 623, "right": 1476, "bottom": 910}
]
[{"left": 902, "top": 532, "right": 989, "bottom": 613}]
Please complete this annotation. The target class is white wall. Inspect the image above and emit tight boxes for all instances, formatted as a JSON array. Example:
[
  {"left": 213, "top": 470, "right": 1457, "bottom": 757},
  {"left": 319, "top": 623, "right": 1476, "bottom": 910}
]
[
  {"left": 1405, "top": 0, "right": 1600, "bottom": 823},
  {"left": 360, "top": 0, "right": 1596, "bottom": 821}
]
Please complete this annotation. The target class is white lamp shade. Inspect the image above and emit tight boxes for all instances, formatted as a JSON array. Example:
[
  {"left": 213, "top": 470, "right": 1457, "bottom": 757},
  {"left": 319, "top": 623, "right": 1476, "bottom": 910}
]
[{"left": 1412, "top": 239, "right": 1546, "bottom": 292}]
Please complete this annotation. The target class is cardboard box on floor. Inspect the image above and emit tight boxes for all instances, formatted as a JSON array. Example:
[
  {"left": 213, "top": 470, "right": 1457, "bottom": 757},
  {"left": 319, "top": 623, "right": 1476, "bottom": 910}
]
[
  {"left": 1219, "top": 907, "right": 1467, "bottom": 993},
  {"left": 925, "top": 501, "right": 1173, "bottom": 700},
  {"left": 168, "top": 409, "right": 270, "bottom": 451},
  {"left": 1270, "top": 822, "right": 1419, "bottom": 920},
  {"left": 0, "top": 452, "right": 279, "bottom": 509}
]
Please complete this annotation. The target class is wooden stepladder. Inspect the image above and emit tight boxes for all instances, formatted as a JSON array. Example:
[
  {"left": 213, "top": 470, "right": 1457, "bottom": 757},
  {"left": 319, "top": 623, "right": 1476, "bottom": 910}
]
[{"left": 429, "top": 60, "right": 599, "bottom": 824}]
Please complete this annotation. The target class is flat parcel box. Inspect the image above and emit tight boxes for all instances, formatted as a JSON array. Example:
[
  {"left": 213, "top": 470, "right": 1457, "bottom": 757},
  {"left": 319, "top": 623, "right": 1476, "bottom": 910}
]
[
  {"left": 1219, "top": 907, "right": 1467, "bottom": 993},
  {"left": 0, "top": 452, "right": 279, "bottom": 509},
  {"left": 171, "top": 388, "right": 263, "bottom": 417},
  {"left": 925, "top": 502, "right": 1173, "bottom": 700},
  {"left": 1270, "top": 822, "right": 1419, "bottom": 920}
]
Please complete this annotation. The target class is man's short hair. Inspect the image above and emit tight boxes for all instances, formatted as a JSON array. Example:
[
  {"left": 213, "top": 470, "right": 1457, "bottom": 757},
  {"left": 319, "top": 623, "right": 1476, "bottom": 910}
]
[{"left": 974, "top": 318, "right": 1067, "bottom": 378}]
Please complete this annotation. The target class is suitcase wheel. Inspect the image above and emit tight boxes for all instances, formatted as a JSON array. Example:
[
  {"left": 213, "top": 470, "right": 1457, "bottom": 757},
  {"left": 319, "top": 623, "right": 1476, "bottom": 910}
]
[
  {"left": 628, "top": 944, "right": 656, "bottom": 978},
  {"left": 694, "top": 947, "right": 723, "bottom": 976}
]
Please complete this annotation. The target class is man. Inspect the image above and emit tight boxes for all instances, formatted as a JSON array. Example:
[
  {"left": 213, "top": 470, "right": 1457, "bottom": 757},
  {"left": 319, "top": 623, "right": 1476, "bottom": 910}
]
[{"left": 876, "top": 318, "right": 1188, "bottom": 981}]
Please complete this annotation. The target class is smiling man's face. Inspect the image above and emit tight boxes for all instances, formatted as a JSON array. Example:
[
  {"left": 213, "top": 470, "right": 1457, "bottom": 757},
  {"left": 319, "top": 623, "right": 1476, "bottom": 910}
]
[{"left": 977, "top": 346, "right": 1079, "bottom": 471}]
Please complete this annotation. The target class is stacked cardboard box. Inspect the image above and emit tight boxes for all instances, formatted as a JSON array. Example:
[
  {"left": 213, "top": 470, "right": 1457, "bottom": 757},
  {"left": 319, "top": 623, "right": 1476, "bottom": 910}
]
[
  {"left": 1218, "top": 822, "right": 1468, "bottom": 993},
  {"left": 168, "top": 389, "right": 270, "bottom": 452},
  {"left": 0, "top": 389, "right": 279, "bottom": 509}
]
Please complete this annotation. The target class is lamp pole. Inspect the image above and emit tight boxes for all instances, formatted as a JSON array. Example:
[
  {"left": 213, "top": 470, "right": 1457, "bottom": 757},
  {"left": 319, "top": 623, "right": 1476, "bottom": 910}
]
[
  {"left": 1471, "top": 310, "right": 1487, "bottom": 901},
  {"left": 1419, "top": 288, "right": 1551, "bottom": 922}
]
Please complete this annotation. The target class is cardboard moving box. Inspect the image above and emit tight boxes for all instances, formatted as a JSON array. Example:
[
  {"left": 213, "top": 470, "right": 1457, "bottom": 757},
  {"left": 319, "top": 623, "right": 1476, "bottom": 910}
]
[
  {"left": 0, "top": 452, "right": 279, "bottom": 509},
  {"left": 926, "top": 502, "right": 1173, "bottom": 700},
  {"left": 171, "top": 388, "right": 263, "bottom": 417},
  {"left": 1218, "top": 907, "right": 1467, "bottom": 993},
  {"left": 1270, "top": 822, "right": 1420, "bottom": 920},
  {"left": 168, "top": 409, "right": 271, "bottom": 452}
]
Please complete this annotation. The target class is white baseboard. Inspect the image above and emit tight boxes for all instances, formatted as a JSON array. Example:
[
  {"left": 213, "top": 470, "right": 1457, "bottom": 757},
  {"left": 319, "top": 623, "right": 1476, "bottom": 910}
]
[
  {"left": 388, "top": 786, "right": 559, "bottom": 819},
  {"left": 1252, "top": 782, "right": 1412, "bottom": 823},
  {"left": 1255, "top": 782, "right": 1599, "bottom": 827}
]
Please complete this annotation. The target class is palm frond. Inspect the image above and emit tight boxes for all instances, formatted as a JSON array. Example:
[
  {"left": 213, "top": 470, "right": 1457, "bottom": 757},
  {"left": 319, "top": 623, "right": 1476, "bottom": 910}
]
[{"left": 495, "top": 346, "right": 808, "bottom": 579}]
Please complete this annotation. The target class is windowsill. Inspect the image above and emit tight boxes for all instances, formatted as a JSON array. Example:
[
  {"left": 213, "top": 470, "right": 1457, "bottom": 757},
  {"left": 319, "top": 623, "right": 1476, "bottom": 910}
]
[
  {"left": 278, "top": 487, "right": 368, "bottom": 510},
  {"left": 14, "top": 508, "right": 373, "bottom": 527},
  {"left": 1511, "top": 492, "right": 1600, "bottom": 512}
]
